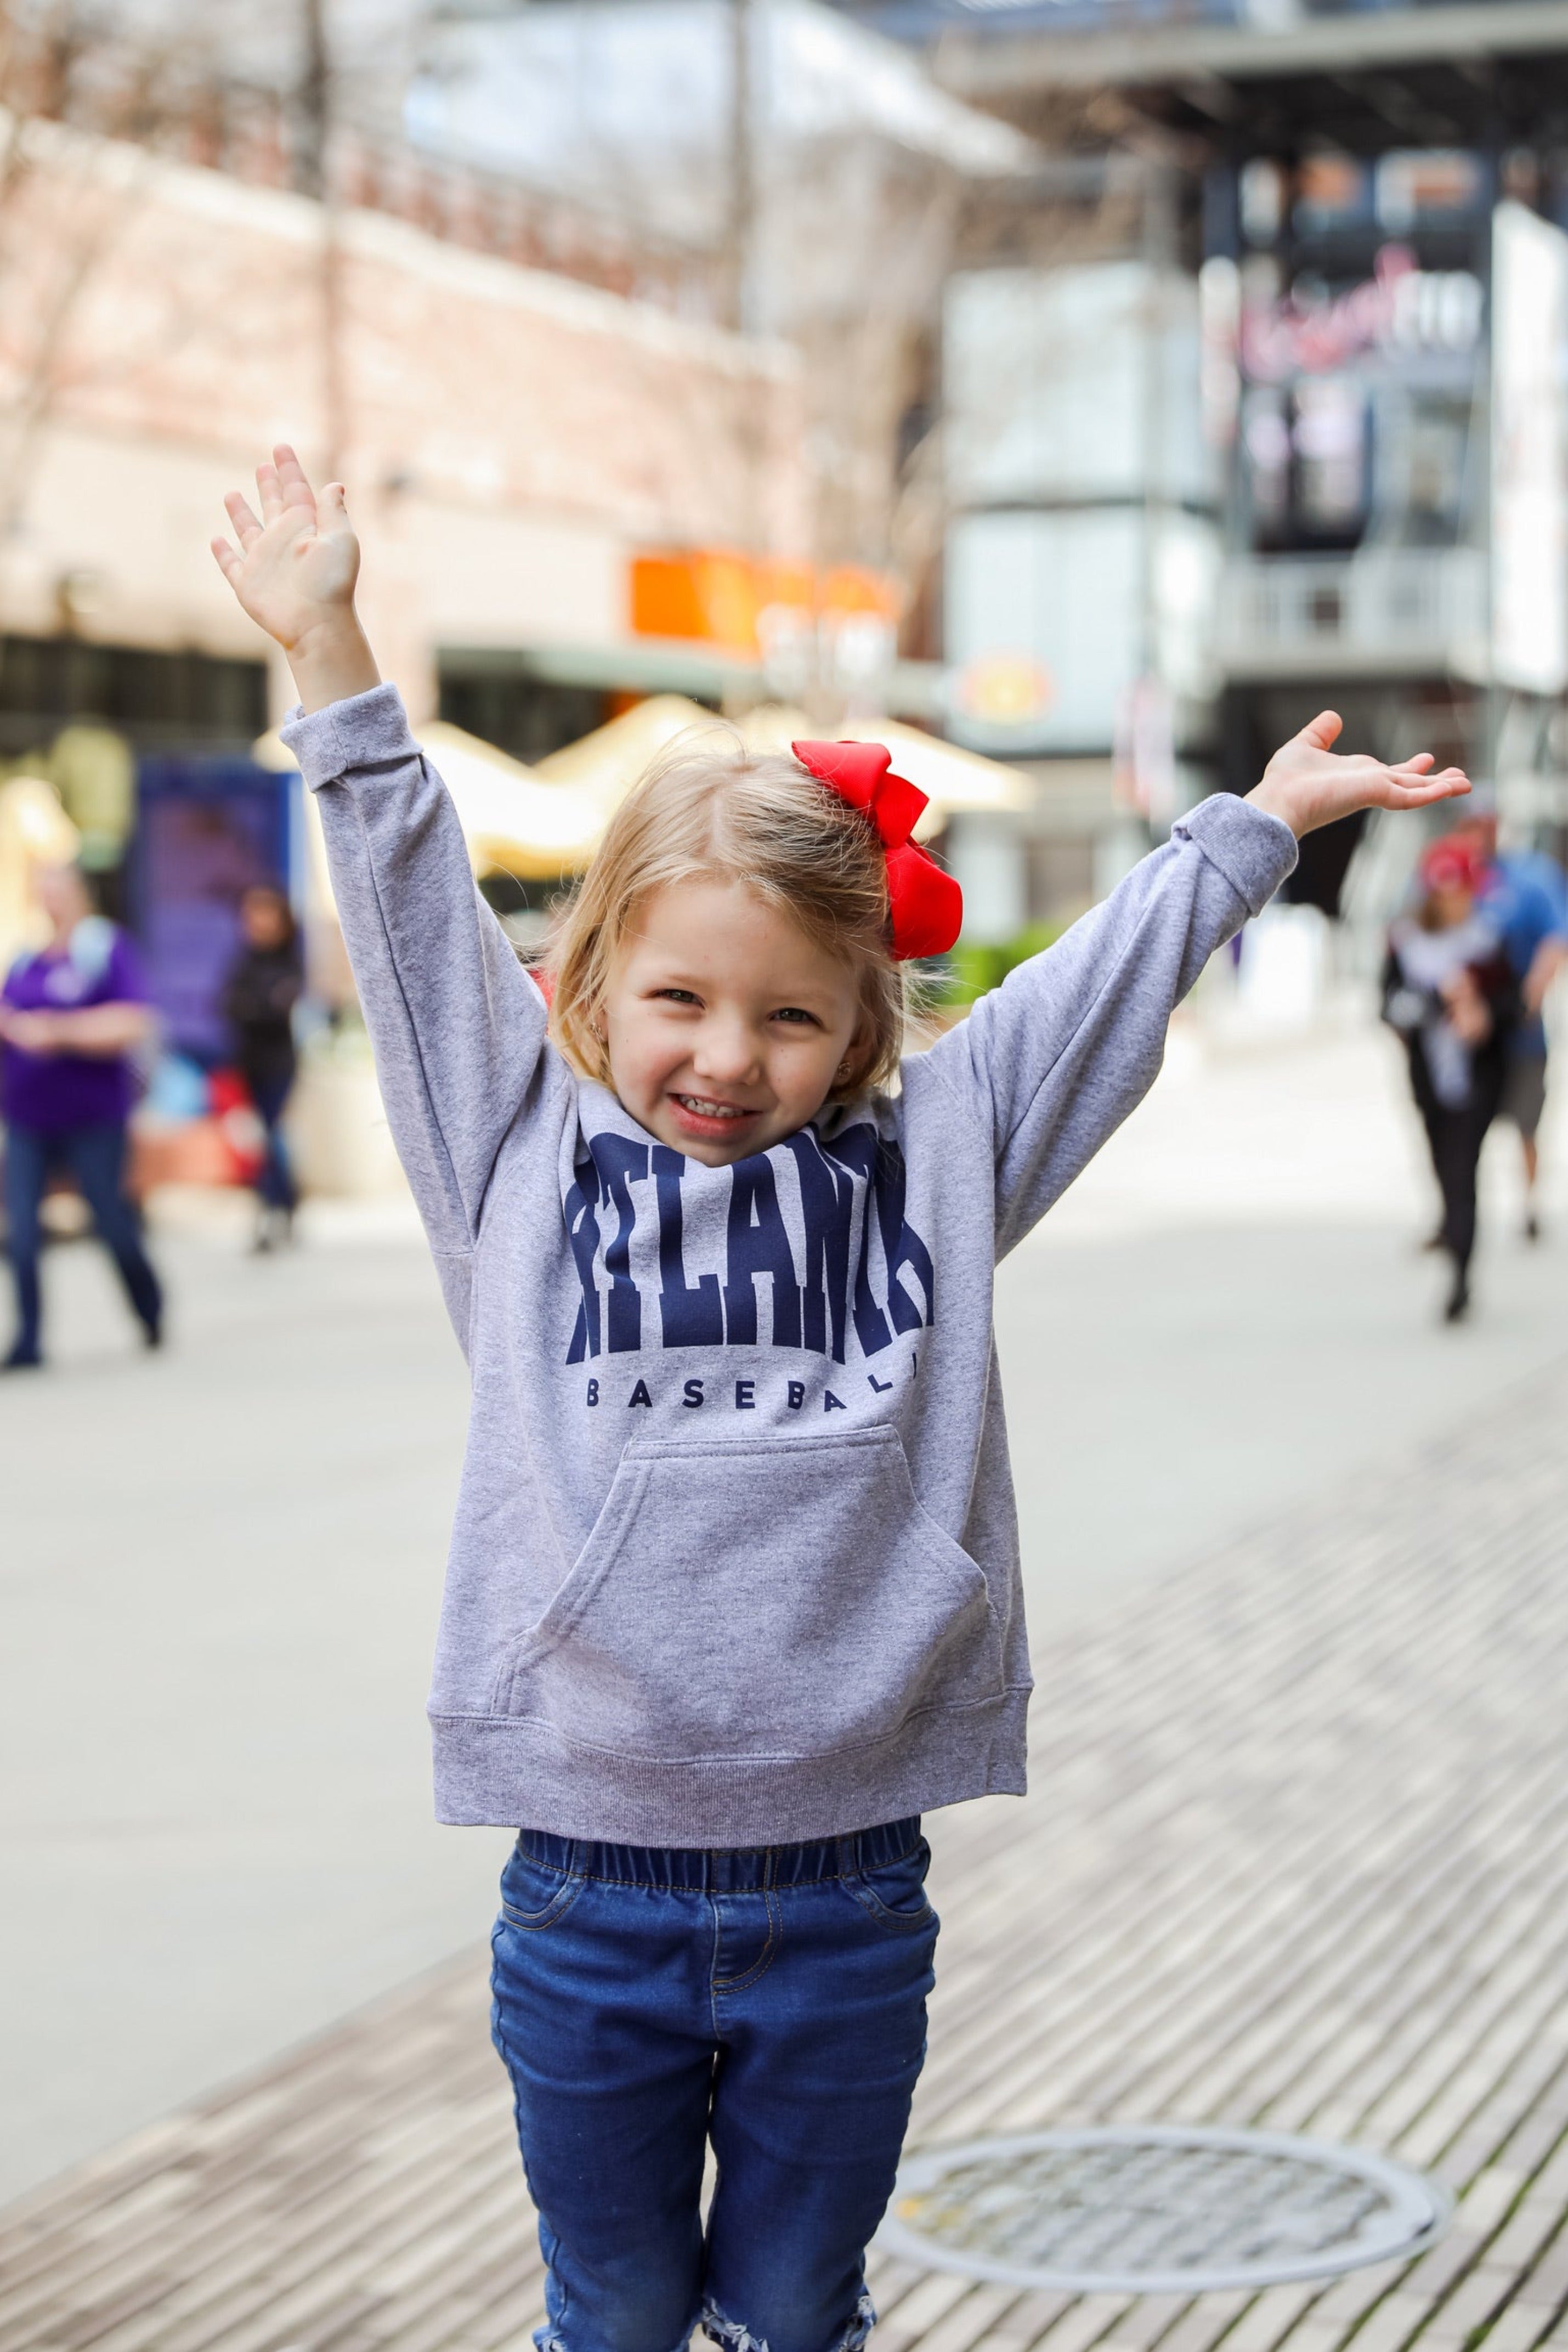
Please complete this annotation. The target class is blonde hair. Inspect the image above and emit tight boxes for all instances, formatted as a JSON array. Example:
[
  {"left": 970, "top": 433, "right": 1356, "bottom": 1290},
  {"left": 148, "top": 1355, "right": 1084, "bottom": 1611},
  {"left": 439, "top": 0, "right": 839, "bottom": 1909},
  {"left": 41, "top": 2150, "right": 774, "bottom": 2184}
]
[{"left": 545, "top": 727, "right": 908, "bottom": 1098}]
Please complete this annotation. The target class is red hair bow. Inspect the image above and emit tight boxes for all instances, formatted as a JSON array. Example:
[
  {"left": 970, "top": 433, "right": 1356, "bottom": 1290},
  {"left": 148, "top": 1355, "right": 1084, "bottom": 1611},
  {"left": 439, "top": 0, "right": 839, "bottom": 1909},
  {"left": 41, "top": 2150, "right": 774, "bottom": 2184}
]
[{"left": 791, "top": 738, "right": 964, "bottom": 960}]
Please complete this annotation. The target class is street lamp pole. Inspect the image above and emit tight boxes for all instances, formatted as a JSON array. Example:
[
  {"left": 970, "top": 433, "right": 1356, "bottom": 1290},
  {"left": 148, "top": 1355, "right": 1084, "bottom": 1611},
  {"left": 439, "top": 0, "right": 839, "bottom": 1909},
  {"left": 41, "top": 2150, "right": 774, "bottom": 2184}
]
[
  {"left": 299, "top": 0, "right": 345, "bottom": 483},
  {"left": 726, "top": 0, "right": 755, "bottom": 336}
]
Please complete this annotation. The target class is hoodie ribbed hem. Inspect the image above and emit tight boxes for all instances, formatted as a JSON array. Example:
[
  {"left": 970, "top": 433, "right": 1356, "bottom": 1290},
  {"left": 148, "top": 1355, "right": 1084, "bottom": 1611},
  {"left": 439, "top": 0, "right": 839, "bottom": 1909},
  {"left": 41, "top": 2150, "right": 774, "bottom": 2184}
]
[
  {"left": 280, "top": 683, "right": 418, "bottom": 789},
  {"left": 429, "top": 1688, "right": 1032, "bottom": 1843},
  {"left": 1174, "top": 791, "right": 1297, "bottom": 916}
]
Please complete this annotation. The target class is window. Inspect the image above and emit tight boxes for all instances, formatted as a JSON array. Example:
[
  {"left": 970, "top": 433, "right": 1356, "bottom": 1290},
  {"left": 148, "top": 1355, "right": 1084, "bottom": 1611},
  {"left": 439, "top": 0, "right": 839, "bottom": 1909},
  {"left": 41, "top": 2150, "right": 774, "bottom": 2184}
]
[{"left": 0, "top": 636, "right": 268, "bottom": 753}]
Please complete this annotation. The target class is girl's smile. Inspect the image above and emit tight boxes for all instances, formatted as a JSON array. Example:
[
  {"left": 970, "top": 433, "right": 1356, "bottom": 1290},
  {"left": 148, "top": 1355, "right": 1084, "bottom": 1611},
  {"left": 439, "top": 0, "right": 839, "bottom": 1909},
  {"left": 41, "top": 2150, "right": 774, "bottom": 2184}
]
[{"left": 668, "top": 1091, "right": 760, "bottom": 1140}]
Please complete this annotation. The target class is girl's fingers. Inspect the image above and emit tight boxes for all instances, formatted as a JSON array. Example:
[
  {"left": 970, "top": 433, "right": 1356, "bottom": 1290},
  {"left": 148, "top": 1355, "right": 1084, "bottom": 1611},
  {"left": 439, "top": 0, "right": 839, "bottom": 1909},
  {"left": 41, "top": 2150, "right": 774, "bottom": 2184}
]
[
  {"left": 224, "top": 491, "right": 263, "bottom": 546},
  {"left": 1385, "top": 763, "right": 1465, "bottom": 788},
  {"left": 222, "top": 452, "right": 329, "bottom": 588},
  {"left": 272, "top": 443, "right": 317, "bottom": 514},
  {"left": 1380, "top": 774, "right": 1470, "bottom": 806}
]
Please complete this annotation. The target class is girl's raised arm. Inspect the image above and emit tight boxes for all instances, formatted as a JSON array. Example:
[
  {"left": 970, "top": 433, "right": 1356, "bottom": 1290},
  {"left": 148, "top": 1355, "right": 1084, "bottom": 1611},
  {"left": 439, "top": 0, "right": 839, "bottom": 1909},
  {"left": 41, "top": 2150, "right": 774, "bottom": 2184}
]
[
  {"left": 212, "top": 448, "right": 552, "bottom": 1279},
  {"left": 921, "top": 713, "right": 1469, "bottom": 1259}
]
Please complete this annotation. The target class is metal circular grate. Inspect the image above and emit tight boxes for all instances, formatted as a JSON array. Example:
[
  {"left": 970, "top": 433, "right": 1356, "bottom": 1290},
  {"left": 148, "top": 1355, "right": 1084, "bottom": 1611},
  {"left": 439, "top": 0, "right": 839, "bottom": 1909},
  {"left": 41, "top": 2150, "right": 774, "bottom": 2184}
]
[{"left": 879, "top": 2125, "right": 1452, "bottom": 2294}]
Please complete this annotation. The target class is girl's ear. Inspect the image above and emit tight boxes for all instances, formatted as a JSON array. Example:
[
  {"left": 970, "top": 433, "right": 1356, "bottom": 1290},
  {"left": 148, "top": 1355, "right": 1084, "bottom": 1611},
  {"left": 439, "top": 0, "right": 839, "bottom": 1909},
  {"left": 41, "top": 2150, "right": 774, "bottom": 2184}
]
[{"left": 834, "top": 1011, "right": 875, "bottom": 1094}]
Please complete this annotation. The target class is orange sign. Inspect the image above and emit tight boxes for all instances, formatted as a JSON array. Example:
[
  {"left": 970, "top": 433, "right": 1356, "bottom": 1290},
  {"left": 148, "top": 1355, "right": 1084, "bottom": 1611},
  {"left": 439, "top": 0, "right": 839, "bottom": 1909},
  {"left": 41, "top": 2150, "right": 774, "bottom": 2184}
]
[{"left": 630, "top": 550, "right": 902, "bottom": 657}]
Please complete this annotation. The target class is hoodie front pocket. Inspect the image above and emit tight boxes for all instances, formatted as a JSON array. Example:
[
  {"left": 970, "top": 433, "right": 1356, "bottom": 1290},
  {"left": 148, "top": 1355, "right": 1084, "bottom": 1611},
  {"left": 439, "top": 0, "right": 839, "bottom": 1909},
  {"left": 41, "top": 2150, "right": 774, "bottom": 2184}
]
[{"left": 494, "top": 1424, "right": 1001, "bottom": 1764}]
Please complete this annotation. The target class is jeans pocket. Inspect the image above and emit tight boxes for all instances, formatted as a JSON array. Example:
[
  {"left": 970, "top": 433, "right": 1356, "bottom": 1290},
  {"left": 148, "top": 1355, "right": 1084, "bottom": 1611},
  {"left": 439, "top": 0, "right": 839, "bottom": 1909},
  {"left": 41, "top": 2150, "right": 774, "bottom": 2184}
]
[
  {"left": 844, "top": 1836, "right": 939, "bottom": 1936},
  {"left": 495, "top": 1844, "right": 586, "bottom": 1933}
]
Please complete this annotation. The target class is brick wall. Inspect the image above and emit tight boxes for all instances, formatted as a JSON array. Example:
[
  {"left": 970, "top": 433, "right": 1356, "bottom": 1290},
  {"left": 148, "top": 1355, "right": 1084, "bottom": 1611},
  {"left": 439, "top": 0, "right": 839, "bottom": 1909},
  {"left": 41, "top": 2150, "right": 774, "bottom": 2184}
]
[{"left": 0, "top": 121, "right": 810, "bottom": 715}]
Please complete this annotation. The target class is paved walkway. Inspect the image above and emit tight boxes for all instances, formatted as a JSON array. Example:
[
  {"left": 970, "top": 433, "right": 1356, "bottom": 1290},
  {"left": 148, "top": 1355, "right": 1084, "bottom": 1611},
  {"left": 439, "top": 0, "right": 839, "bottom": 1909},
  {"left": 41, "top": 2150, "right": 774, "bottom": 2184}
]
[
  {"left": 6, "top": 1353, "right": 1567, "bottom": 2352},
  {"left": 0, "top": 1212, "right": 508, "bottom": 2205},
  {"left": 9, "top": 1019, "right": 1568, "bottom": 2204}
]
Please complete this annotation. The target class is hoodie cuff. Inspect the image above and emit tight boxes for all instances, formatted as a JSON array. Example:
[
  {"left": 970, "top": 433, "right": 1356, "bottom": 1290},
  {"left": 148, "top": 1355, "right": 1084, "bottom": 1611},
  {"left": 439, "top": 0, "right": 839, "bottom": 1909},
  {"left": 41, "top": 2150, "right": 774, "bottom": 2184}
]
[
  {"left": 1174, "top": 793, "right": 1299, "bottom": 918},
  {"left": 279, "top": 683, "right": 418, "bottom": 791}
]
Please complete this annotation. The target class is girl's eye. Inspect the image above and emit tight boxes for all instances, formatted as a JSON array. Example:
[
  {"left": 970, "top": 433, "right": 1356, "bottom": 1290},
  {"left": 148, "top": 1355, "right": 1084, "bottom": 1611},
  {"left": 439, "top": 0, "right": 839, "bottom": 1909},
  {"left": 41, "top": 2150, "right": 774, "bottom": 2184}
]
[
  {"left": 772, "top": 1006, "right": 820, "bottom": 1027},
  {"left": 654, "top": 988, "right": 701, "bottom": 1007}
]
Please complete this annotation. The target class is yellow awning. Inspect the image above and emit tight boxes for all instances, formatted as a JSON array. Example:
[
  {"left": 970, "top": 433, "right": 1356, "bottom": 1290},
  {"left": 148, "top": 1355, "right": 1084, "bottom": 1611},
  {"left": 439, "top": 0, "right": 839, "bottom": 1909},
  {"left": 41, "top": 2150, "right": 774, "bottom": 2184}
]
[
  {"left": 0, "top": 774, "right": 80, "bottom": 972},
  {"left": 533, "top": 698, "right": 1032, "bottom": 844},
  {"left": 529, "top": 696, "right": 731, "bottom": 795},
  {"left": 256, "top": 720, "right": 609, "bottom": 882},
  {"left": 731, "top": 707, "right": 1033, "bottom": 840},
  {"left": 258, "top": 702, "right": 1032, "bottom": 893},
  {"left": 416, "top": 722, "right": 608, "bottom": 879}
]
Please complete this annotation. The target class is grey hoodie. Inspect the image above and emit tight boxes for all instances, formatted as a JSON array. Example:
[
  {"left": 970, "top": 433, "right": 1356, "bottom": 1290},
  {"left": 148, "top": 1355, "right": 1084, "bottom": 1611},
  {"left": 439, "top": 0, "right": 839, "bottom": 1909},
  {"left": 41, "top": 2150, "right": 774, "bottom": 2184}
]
[{"left": 282, "top": 687, "right": 1297, "bottom": 1846}]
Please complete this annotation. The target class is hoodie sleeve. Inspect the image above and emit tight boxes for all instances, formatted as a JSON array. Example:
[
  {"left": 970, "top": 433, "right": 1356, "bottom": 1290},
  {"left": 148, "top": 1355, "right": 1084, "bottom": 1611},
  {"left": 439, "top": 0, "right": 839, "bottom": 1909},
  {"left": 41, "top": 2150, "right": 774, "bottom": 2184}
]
[
  {"left": 280, "top": 683, "right": 548, "bottom": 1257},
  {"left": 921, "top": 794, "right": 1298, "bottom": 1258}
]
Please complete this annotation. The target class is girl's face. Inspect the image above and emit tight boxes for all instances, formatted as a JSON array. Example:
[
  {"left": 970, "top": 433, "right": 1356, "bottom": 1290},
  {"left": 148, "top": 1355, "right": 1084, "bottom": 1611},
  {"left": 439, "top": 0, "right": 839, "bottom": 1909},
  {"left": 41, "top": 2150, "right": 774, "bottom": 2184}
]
[{"left": 603, "top": 877, "right": 870, "bottom": 1167}]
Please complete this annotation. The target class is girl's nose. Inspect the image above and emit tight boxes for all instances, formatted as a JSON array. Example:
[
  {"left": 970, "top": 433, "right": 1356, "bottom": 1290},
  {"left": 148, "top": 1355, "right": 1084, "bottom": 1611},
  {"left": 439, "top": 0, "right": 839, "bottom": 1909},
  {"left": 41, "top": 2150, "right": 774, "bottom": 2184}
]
[{"left": 693, "top": 1017, "right": 762, "bottom": 1084}]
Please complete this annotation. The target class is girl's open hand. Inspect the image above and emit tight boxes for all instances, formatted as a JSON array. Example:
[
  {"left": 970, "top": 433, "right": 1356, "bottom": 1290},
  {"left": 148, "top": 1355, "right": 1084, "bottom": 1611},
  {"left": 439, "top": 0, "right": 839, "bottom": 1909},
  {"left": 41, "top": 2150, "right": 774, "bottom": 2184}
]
[
  {"left": 211, "top": 446, "right": 379, "bottom": 711},
  {"left": 1247, "top": 711, "right": 1470, "bottom": 840}
]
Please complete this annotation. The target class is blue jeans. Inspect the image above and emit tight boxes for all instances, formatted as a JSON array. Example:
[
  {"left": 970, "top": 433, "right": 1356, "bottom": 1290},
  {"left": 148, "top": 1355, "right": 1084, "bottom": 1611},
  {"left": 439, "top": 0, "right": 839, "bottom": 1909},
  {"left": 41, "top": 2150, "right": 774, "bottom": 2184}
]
[
  {"left": 3, "top": 1119, "right": 163, "bottom": 1360},
  {"left": 247, "top": 1068, "right": 297, "bottom": 1214},
  {"left": 489, "top": 1820, "right": 938, "bottom": 2352}
]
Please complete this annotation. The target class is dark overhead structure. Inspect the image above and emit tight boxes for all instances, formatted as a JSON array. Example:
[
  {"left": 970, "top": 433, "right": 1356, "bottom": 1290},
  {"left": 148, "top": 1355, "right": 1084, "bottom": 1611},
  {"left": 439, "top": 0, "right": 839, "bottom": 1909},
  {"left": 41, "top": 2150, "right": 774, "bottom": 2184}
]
[
  {"left": 888, "top": 0, "right": 1568, "bottom": 872},
  {"left": 926, "top": 2, "right": 1568, "bottom": 155},
  {"left": 836, "top": 0, "right": 1568, "bottom": 895}
]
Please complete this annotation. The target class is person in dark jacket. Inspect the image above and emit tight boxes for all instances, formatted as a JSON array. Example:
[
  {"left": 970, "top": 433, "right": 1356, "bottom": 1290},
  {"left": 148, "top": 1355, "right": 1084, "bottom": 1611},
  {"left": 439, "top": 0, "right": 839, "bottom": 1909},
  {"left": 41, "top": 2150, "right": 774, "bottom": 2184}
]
[
  {"left": 222, "top": 884, "right": 304, "bottom": 1251},
  {"left": 1383, "top": 837, "right": 1518, "bottom": 1322}
]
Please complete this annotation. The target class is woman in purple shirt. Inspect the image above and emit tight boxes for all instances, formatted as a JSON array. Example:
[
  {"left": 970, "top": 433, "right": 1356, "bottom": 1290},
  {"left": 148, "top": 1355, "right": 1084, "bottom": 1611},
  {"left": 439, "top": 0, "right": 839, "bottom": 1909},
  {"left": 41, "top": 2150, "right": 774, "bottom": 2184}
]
[{"left": 1, "top": 863, "right": 164, "bottom": 1367}]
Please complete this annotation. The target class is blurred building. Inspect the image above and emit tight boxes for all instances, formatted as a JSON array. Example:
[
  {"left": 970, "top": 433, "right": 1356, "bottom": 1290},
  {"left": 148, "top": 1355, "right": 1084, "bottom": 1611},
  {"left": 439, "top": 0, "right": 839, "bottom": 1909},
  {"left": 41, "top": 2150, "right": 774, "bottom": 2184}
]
[
  {"left": 939, "top": 162, "right": 1218, "bottom": 934},
  {"left": 0, "top": 1, "right": 1036, "bottom": 976},
  {"left": 941, "top": 3, "right": 1568, "bottom": 886},
  {"left": 832, "top": 0, "right": 1568, "bottom": 937},
  {"left": 395, "top": 0, "right": 1036, "bottom": 641},
  {"left": 0, "top": 116, "right": 812, "bottom": 744},
  {"left": 0, "top": 53, "right": 812, "bottom": 1101}
]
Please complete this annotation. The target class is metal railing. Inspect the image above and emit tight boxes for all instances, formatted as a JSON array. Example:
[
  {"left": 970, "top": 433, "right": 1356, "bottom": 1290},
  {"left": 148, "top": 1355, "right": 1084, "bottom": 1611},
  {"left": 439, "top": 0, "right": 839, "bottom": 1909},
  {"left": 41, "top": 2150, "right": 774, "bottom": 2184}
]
[{"left": 1216, "top": 549, "right": 1486, "bottom": 678}]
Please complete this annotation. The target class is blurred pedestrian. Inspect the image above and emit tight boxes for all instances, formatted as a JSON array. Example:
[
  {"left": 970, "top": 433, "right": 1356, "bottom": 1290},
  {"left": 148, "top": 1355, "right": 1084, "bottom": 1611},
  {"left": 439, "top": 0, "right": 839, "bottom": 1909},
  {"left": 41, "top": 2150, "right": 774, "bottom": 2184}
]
[
  {"left": 0, "top": 862, "right": 163, "bottom": 1369},
  {"left": 1383, "top": 838, "right": 1517, "bottom": 1322},
  {"left": 1456, "top": 818, "right": 1568, "bottom": 1241},
  {"left": 222, "top": 883, "right": 304, "bottom": 1252}
]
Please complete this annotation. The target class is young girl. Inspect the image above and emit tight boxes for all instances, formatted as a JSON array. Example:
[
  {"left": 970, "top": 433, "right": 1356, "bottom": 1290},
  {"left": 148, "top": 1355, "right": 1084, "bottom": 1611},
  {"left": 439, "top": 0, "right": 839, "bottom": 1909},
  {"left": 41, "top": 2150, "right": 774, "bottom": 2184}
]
[{"left": 212, "top": 448, "right": 1468, "bottom": 2352}]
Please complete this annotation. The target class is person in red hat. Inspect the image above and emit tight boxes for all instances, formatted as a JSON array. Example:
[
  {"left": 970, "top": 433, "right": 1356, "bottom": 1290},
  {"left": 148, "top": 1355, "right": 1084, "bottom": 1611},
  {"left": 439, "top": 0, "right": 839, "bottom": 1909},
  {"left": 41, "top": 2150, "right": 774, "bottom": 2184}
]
[{"left": 1383, "top": 835, "right": 1518, "bottom": 1320}]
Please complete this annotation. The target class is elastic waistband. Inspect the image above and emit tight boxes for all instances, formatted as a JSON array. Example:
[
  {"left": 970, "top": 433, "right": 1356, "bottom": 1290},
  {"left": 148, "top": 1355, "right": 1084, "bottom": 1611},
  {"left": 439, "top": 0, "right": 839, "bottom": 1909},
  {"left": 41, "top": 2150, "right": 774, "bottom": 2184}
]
[{"left": 514, "top": 1817, "right": 921, "bottom": 1892}]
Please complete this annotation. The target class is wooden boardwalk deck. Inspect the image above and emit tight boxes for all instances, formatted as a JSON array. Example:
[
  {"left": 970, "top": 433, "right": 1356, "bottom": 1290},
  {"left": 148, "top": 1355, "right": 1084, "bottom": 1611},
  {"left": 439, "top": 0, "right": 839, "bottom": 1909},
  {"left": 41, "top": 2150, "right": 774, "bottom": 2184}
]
[{"left": 5, "top": 1360, "right": 1568, "bottom": 2352}]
